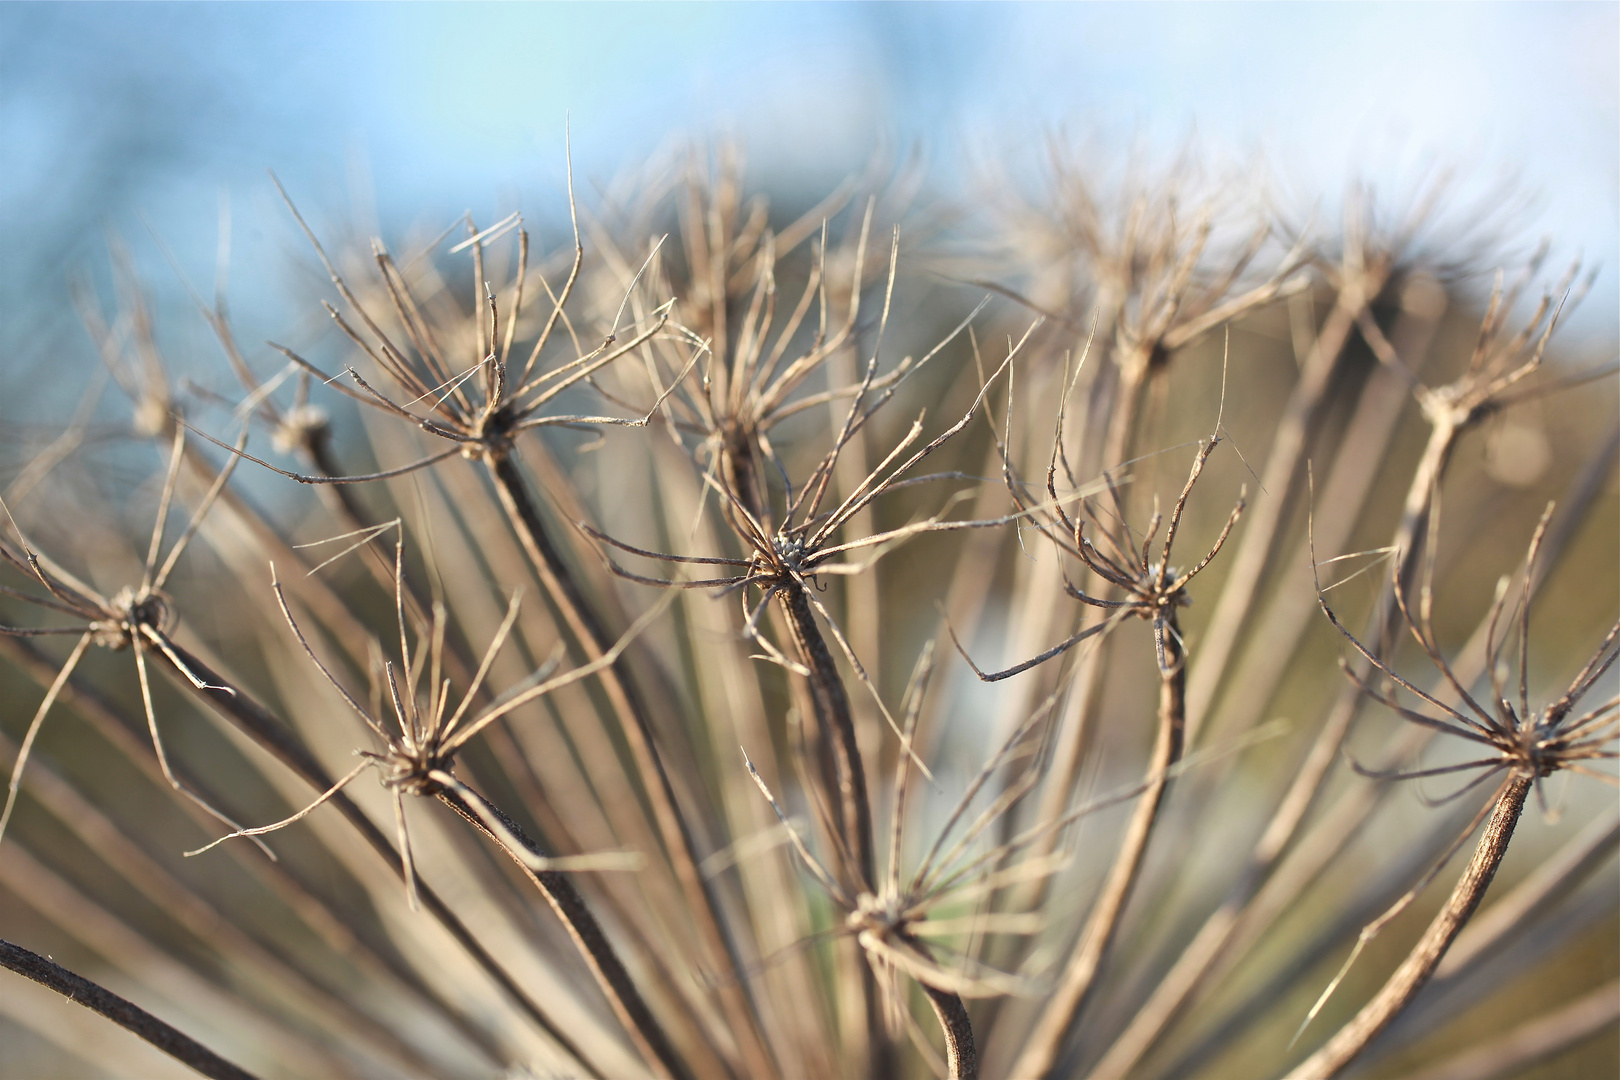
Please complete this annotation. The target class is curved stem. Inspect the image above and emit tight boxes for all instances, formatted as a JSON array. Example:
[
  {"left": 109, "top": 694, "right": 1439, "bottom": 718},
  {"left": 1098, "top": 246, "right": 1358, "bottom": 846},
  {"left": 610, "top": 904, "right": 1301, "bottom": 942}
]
[
  {"left": 0, "top": 634, "right": 509, "bottom": 1070},
  {"left": 919, "top": 982, "right": 979, "bottom": 1080},
  {"left": 0, "top": 936, "right": 260, "bottom": 1080},
  {"left": 775, "top": 583, "right": 885, "bottom": 1076},
  {"left": 1282, "top": 774, "right": 1531, "bottom": 1079},
  {"left": 777, "top": 584, "right": 875, "bottom": 888},
  {"left": 1012, "top": 611, "right": 1186, "bottom": 1080},
  {"left": 435, "top": 781, "right": 692, "bottom": 1080},
  {"left": 1183, "top": 284, "right": 1372, "bottom": 742},
  {"left": 484, "top": 446, "right": 777, "bottom": 1080},
  {"left": 1084, "top": 408, "right": 1465, "bottom": 1080}
]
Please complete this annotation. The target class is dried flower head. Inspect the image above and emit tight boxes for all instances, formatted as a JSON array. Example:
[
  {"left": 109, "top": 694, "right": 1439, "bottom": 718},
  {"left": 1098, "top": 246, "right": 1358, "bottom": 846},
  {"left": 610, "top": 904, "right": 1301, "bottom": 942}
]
[
  {"left": 0, "top": 428, "right": 249, "bottom": 847},
  {"left": 1319, "top": 501, "right": 1619, "bottom": 801}
]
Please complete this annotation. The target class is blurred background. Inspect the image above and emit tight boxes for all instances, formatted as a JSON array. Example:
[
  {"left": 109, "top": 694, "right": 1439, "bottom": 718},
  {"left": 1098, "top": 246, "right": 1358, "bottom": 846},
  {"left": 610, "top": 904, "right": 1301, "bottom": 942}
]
[
  {"left": 0, "top": 4, "right": 1616, "bottom": 1079},
  {"left": 1, "top": 0, "right": 1616, "bottom": 404}
]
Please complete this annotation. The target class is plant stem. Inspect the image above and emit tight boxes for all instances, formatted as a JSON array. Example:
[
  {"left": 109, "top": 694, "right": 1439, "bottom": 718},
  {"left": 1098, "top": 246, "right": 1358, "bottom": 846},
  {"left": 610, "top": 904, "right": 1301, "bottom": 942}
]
[
  {"left": 484, "top": 446, "right": 777, "bottom": 1080},
  {"left": 435, "top": 780, "right": 693, "bottom": 1080},
  {"left": 774, "top": 583, "right": 887, "bottom": 1075},
  {"left": 776, "top": 584, "right": 876, "bottom": 888},
  {"left": 1183, "top": 281, "right": 1373, "bottom": 743},
  {"left": 1011, "top": 611, "right": 1187, "bottom": 1080},
  {"left": 0, "top": 936, "right": 260, "bottom": 1080},
  {"left": 919, "top": 981, "right": 978, "bottom": 1080},
  {"left": 1283, "top": 773, "right": 1531, "bottom": 1079},
  {"left": 1084, "top": 399, "right": 1464, "bottom": 1080}
]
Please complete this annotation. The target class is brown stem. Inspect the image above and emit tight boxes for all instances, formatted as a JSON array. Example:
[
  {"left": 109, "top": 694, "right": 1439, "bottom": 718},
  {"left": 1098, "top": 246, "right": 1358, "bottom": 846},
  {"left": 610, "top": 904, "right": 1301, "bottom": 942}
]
[
  {"left": 1084, "top": 403, "right": 1464, "bottom": 1080},
  {"left": 1011, "top": 612, "right": 1187, "bottom": 1080},
  {"left": 776, "top": 584, "right": 876, "bottom": 888},
  {"left": 1282, "top": 773, "right": 1531, "bottom": 1079},
  {"left": 0, "top": 936, "right": 260, "bottom": 1080},
  {"left": 435, "top": 781, "right": 693, "bottom": 1080},
  {"left": 774, "top": 584, "right": 887, "bottom": 1075},
  {"left": 151, "top": 639, "right": 601, "bottom": 1077},
  {"left": 0, "top": 726, "right": 442, "bottom": 1077},
  {"left": 484, "top": 446, "right": 777, "bottom": 1080},
  {"left": 919, "top": 982, "right": 979, "bottom": 1080},
  {"left": 1007, "top": 345, "right": 1148, "bottom": 896}
]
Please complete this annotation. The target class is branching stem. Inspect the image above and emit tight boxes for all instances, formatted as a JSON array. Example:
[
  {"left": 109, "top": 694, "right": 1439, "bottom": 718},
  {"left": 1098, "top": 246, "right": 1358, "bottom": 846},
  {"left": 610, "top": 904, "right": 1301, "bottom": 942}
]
[{"left": 150, "top": 638, "right": 601, "bottom": 1076}]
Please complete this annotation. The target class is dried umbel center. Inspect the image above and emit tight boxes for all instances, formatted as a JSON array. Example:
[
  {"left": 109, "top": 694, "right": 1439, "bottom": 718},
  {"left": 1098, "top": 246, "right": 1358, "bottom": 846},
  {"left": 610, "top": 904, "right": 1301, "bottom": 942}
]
[{"left": 85, "top": 585, "right": 175, "bottom": 650}]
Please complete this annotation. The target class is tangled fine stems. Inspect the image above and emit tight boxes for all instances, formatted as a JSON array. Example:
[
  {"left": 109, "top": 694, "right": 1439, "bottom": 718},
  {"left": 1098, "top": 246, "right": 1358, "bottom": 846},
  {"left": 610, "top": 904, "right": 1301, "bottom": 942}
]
[{"left": 0, "top": 144, "right": 1615, "bottom": 1080}]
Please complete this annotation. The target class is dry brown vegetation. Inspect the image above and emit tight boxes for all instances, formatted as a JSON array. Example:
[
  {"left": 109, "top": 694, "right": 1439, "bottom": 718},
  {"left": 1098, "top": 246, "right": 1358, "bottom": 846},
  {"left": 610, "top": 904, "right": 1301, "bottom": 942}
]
[{"left": 0, "top": 144, "right": 1615, "bottom": 1080}]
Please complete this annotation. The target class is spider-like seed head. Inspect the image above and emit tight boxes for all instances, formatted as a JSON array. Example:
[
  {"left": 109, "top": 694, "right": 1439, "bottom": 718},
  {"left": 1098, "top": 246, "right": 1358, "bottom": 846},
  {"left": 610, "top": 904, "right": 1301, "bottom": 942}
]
[
  {"left": 1138, "top": 562, "right": 1191, "bottom": 611},
  {"left": 1320, "top": 502, "right": 1619, "bottom": 798},
  {"left": 770, "top": 531, "right": 810, "bottom": 574},
  {"left": 270, "top": 404, "right": 330, "bottom": 456},
  {"left": 91, "top": 586, "right": 174, "bottom": 650},
  {"left": 846, "top": 889, "right": 912, "bottom": 941},
  {"left": 364, "top": 746, "right": 452, "bottom": 798}
]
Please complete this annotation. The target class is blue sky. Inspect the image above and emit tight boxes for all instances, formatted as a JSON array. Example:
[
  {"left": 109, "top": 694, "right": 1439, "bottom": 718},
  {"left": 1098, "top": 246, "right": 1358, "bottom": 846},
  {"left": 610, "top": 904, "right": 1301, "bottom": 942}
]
[{"left": 2, "top": 1, "right": 1615, "bottom": 393}]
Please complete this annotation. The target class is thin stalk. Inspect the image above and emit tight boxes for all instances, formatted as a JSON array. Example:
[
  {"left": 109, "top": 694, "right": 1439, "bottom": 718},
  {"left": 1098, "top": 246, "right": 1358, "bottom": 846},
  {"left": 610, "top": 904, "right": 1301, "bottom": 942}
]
[
  {"left": 689, "top": 441, "right": 848, "bottom": 1078},
  {"left": 324, "top": 416, "right": 717, "bottom": 1052},
  {"left": 720, "top": 441, "right": 842, "bottom": 876},
  {"left": 1187, "top": 286, "right": 1441, "bottom": 751},
  {"left": 776, "top": 584, "right": 875, "bottom": 887},
  {"left": 151, "top": 638, "right": 602, "bottom": 1077},
  {"left": 968, "top": 340, "right": 1135, "bottom": 1055},
  {"left": 1083, "top": 408, "right": 1463, "bottom": 1080},
  {"left": 483, "top": 445, "right": 777, "bottom": 1080},
  {"left": 1282, "top": 774, "right": 1532, "bottom": 1080},
  {"left": 1011, "top": 611, "right": 1187, "bottom": 1080},
  {"left": 435, "top": 780, "right": 693, "bottom": 1080},
  {"left": 1010, "top": 337, "right": 1146, "bottom": 885},
  {"left": 775, "top": 580, "right": 887, "bottom": 1079},
  {"left": 1183, "top": 279, "right": 1376, "bottom": 744},
  {"left": 0, "top": 728, "right": 442, "bottom": 1077},
  {"left": 0, "top": 936, "right": 260, "bottom": 1080}
]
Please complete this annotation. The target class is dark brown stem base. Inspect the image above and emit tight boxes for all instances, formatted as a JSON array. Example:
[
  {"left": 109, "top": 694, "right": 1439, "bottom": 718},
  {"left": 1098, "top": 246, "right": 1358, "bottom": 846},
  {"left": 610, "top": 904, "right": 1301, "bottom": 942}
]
[
  {"left": 777, "top": 585, "right": 875, "bottom": 888},
  {"left": 776, "top": 584, "right": 889, "bottom": 1076},
  {"left": 919, "top": 982, "right": 978, "bottom": 1079},
  {"left": 1, "top": 936, "right": 260, "bottom": 1080}
]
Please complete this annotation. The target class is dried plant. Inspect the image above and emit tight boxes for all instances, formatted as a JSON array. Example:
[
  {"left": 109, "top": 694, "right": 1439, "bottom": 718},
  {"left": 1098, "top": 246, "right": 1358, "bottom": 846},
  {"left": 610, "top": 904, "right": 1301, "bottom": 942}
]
[
  {"left": 1288, "top": 501, "right": 1619, "bottom": 1079},
  {"left": 0, "top": 143, "right": 1614, "bottom": 1080}
]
